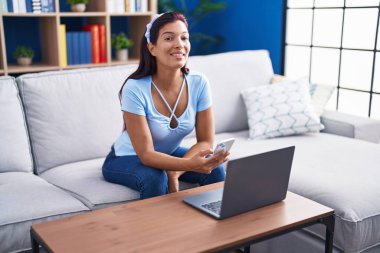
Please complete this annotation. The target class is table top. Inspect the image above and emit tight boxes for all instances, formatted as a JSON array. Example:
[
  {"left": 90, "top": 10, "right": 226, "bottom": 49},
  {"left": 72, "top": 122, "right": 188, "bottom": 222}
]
[{"left": 32, "top": 182, "right": 333, "bottom": 253}]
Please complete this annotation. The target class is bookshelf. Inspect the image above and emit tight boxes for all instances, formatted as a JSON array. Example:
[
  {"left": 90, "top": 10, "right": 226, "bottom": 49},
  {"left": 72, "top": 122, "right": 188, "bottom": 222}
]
[
  {"left": 0, "top": 0, "right": 157, "bottom": 75},
  {"left": 0, "top": 16, "right": 5, "bottom": 73}
]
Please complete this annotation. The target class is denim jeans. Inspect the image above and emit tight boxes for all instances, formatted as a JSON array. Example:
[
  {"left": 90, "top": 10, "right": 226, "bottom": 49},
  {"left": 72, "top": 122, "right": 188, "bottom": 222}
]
[{"left": 102, "top": 146, "right": 225, "bottom": 200}]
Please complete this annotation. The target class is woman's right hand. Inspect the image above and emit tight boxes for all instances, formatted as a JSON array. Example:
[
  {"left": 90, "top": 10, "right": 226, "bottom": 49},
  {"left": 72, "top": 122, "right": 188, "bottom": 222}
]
[{"left": 187, "top": 149, "right": 229, "bottom": 174}]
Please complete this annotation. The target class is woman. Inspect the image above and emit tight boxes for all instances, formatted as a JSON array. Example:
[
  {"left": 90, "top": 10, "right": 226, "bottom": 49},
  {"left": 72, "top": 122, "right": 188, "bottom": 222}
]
[{"left": 102, "top": 12, "right": 229, "bottom": 199}]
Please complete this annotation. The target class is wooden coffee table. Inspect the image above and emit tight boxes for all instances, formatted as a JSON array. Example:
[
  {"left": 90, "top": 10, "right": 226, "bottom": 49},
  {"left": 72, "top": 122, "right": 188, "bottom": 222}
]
[{"left": 31, "top": 182, "right": 335, "bottom": 253}]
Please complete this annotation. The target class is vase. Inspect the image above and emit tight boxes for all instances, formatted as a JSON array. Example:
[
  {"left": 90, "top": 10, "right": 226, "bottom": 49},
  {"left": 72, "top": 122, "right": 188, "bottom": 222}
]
[
  {"left": 116, "top": 49, "right": 128, "bottom": 61},
  {"left": 17, "top": 57, "right": 32, "bottom": 66},
  {"left": 71, "top": 3, "right": 86, "bottom": 12}
]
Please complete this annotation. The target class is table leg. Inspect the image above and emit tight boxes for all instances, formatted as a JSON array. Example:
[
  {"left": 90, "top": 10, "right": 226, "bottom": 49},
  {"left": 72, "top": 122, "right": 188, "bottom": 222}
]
[
  {"left": 243, "top": 245, "right": 250, "bottom": 253},
  {"left": 320, "top": 215, "right": 335, "bottom": 253},
  {"left": 30, "top": 229, "right": 40, "bottom": 253}
]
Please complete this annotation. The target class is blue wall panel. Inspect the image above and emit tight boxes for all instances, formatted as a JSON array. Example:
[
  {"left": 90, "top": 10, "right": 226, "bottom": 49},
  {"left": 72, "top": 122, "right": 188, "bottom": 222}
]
[{"left": 189, "top": 0, "right": 284, "bottom": 74}]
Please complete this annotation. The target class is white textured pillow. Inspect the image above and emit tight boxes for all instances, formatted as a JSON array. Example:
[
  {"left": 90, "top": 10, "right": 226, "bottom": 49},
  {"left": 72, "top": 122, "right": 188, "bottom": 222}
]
[
  {"left": 241, "top": 79, "right": 324, "bottom": 140},
  {"left": 309, "top": 82, "right": 336, "bottom": 116},
  {"left": 272, "top": 77, "right": 335, "bottom": 117}
]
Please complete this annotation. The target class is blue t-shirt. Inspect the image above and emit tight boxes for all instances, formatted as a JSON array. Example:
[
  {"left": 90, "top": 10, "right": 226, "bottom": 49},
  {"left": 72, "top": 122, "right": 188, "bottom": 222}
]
[{"left": 113, "top": 71, "right": 212, "bottom": 156}]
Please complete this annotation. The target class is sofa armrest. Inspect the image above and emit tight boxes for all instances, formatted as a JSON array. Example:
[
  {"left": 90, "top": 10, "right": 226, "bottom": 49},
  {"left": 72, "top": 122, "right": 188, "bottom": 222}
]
[{"left": 321, "top": 110, "right": 380, "bottom": 143}]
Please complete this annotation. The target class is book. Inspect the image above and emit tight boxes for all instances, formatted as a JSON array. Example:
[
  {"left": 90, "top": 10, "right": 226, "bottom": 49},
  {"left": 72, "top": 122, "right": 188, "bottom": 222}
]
[
  {"left": 83, "top": 25, "right": 100, "bottom": 64},
  {"left": 17, "top": 0, "right": 26, "bottom": 13},
  {"left": 66, "top": 32, "right": 73, "bottom": 65},
  {"left": 0, "top": 0, "right": 6, "bottom": 12},
  {"left": 141, "top": 0, "right": 147, "bottom": 12},
  {"left": 71, "top": 32, "right": 80, "bottom": 64},
  {"left": 135, "top": 0, "right": 141, "bottom": 12},
  {"left": 98, "top": 24, "right": 106, "bottom": 63},
  {"left": 84, "top": 32, "right": 92, "bottom": 64},
  {"left": 125, "top": 0, "right": 129, "bottom": 12},
  {"left": 129, "top": 0, "right": 135, "bottom": 13},
  {"left": 39, "top": 0, "right": 53, "bottom": 12},
  {"left": 0, "top": 0, "right": 8, "bottom": 13},
  {"left": 12, "top": 0, "right": 18, "bottom": 13},
  {"left": 114, "top": 0, "right": 124, "bottom": 13},
  {"left": 32, "top": 0, "right": 41, "bottom": 13},
  {"left": 6, "top": 0, "right": 13, "bottom": 12},
  {"left": 48, "top": 0, "right": 54, "bottom": 12},
  {"left": 59, "top": 24, "right": 67, "bottom": 67},
  {"left": 78, "top": 32, "right": 87, "bottom": 64},
  {"left": 40, "top": 0, "right": 48, "bottom": 12},
  {"left": 25, "top": 0, "right": 33, "bottom": 12},
  {"left": 106, "top": 0, "right": 114, "bottom": 13}
]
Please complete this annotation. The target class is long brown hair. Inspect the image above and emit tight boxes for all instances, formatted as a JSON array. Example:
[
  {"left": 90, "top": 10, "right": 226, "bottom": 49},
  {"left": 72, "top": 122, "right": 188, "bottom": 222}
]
[{"left": 119, "top": 12, "right": 190, "bottom": 99}]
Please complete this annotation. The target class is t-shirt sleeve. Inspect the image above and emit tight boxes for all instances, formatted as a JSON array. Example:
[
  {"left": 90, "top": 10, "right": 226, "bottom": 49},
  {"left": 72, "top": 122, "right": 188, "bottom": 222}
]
[
  {"left": 121, "top": 80, "right": 146, "bottom": 116},
  {"left": 197, "top": 75, "right": 213, "bottom": 112}
]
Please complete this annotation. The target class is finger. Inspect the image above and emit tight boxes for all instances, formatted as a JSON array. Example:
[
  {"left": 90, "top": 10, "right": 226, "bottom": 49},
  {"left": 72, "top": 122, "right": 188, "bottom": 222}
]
[
  {"left": 207, "top": 153, "right": 223, "bottom": 162},
  {"left": 212, "top": 155, "right": 228, "bottom": 167},
  {"left": 199, "top": 166, "right": 212, "bottom": 174},
  {"left": 210, "top": 159, "right": 222, "bottom": 169},
  {"left": 206, "top": 161, "right": 217, "bottom": 169},
  {"left": 214, "top": 152, "right": 227, "bottom": 162},
  {"left": 216, "top": 150, "right": 228, "bottom": 158},
  {"left": 199, "top": 149, "right": 213, "bottom": 157},
  {"left": 221, "top": 153, "right": 230, "bottom": 161},
  {"left": 206, "top": 155, "right": 220, "bottom": 164},
  {"left": 202, "top": 157, "right": 217, "bottom": 168}
]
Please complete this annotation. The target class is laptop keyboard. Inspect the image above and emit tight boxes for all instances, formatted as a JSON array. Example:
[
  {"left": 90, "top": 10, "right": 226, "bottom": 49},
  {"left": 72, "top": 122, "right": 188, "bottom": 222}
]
[{"left": 202, "top": 200, "right": 222, "bottom": 214}]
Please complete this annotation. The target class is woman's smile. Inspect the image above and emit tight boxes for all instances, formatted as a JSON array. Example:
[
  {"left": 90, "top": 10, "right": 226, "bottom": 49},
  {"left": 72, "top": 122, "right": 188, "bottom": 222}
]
[{"left": 170, "top": 51, "right": 185, "bottom": 59}]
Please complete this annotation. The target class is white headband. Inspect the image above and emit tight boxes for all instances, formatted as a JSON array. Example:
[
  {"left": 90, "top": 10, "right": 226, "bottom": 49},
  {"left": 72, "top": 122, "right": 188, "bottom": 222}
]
[{"left": 145, "top": 13, "right": 165, "bottom": 44}]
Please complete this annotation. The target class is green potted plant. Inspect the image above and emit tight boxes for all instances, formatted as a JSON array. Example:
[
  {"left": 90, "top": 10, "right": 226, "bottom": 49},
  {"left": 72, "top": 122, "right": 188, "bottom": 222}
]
[
  {"left": 13, "top": 46, "right": 34, "bottom": 66},
  {"left": 67, "top": 0, "right": 89, "bottom": 12},
  {"left": 112, "top": 32, "right": 134, "bottom": 61}
]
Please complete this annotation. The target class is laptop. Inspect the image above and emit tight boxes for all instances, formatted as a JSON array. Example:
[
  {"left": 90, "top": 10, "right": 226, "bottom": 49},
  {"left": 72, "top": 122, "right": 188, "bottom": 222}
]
[{"left": 183, "top": 146, "right": 295, "bottom": 219}]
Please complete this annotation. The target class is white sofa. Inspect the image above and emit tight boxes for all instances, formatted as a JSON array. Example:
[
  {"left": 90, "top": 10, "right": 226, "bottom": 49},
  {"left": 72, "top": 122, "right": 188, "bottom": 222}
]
[{"left": 1, "top": 50, "right": 380, "bottom": 253}]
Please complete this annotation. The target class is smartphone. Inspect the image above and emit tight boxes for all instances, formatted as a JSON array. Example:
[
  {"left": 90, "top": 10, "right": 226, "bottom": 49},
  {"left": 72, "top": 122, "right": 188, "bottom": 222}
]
[{"left": 214, "top": 138, "right": 235, "bottom": 154}]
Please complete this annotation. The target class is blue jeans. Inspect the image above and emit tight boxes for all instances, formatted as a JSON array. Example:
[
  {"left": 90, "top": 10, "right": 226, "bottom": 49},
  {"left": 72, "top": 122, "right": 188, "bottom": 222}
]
[{"left": 102, "top": 146, "right": 225, "bottom": 199}]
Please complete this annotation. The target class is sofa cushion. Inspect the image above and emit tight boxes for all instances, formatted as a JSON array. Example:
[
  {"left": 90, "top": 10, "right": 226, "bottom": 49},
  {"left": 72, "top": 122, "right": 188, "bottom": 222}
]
[
  {"left": 39, "top": 158, "right": 140, "bottom": 209},
  {"left": 0, "top": 76, "right": 32, "bottom": 173},
  {"left": 240, "top": 78, "right": 323, "bottom": 139},
  {"left": 187, "top": 50, "right": 274, "bottom": 134},
  {"left": 0, "top": 172, "right": 89, "bottom": 253},
  {"left": 182, "top": 131, "right": 380, "bottom": 253},
  {"left": 39, "top": 157, "right": 199, "bottom": 209},
  {"left": 17, "top": 65, "right": 137, "bottom": 174}
]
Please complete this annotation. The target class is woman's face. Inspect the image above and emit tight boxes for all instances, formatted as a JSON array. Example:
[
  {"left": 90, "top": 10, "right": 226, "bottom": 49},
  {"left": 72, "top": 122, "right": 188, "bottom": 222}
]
[{"left": 149, "top": 20, "right": 190, "bottom": 71}]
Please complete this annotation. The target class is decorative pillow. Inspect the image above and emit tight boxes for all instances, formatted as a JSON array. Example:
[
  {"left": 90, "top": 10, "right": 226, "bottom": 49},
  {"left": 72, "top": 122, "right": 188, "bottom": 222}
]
[
  {"left": 271, "top": 76, "right": 335, "bottom": 117},
  {"left": 309, "top": 82, "right": 336, "bottom": 116},
  {"left": 241, "top": 78, "right": 324, "bottom": 140}
]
